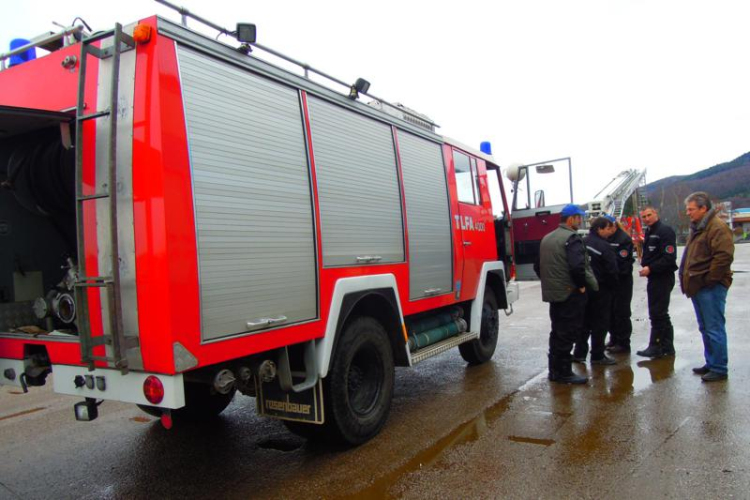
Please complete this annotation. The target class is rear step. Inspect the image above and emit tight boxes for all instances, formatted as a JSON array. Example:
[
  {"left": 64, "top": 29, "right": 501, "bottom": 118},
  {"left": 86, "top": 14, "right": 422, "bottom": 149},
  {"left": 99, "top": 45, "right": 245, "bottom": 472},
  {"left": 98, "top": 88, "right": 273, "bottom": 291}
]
[{"left": 411, "top": 331, "right": 479, "bottom": 364}]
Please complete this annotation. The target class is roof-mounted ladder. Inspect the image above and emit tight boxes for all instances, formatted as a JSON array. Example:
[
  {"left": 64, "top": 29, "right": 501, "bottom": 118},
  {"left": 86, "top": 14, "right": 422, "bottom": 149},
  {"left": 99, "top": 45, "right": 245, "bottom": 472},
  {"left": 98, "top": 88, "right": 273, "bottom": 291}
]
[{"left": 74, "top": 24, "right": 137, "bottom": 373}]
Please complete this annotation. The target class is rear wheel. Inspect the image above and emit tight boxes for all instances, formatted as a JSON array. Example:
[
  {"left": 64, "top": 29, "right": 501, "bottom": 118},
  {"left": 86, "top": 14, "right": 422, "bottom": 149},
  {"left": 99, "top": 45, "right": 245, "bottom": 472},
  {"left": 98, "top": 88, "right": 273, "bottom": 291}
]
[
  {"left": 459, "top": 287, "right": 500, "bottom": 365},
  {"left": 323, "top": 316, "right": 395, "bottom": 445},
  {"left": 138, "top": 381, "right": 235, "bottom": 422}
]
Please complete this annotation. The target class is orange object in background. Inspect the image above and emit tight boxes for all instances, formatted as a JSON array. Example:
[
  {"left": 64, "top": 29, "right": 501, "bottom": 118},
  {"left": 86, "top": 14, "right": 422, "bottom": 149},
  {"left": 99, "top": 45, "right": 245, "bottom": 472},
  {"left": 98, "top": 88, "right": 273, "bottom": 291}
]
[{"left": 622, "top": 216, "right": 644, "bottom": 259}]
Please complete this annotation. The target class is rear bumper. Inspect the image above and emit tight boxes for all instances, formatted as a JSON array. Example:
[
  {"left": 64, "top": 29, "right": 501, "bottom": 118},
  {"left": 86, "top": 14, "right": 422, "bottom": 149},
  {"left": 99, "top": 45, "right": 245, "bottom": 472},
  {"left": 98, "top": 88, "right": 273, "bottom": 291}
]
[
  {"left": 52, "top": 365, "right": 186, "bottom": 409},
  {"left": 0, "top": 355, "right": 186, "bottom": 410}
]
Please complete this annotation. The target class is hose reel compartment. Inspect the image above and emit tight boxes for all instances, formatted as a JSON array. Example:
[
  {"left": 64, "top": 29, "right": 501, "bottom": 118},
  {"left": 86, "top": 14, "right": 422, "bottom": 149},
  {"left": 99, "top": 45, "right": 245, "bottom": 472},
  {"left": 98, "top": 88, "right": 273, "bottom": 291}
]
[{"left": 0, "top": 105, "right": 77, "bottom": 333}]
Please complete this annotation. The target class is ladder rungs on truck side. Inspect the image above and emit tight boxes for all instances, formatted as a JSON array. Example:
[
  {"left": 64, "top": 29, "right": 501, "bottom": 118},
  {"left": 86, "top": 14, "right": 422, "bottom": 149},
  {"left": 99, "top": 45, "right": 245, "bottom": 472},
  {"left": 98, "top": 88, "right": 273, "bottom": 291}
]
[{"left": 73, "top": 24, "right": 138, "bottom": 372}]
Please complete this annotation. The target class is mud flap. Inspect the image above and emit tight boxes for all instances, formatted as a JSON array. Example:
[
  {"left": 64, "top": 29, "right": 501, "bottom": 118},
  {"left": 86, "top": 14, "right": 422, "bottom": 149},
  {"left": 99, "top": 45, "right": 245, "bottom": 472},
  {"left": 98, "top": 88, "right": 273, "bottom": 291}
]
[{"left": 255, "top": 377, "right": 325, "bottom": 424}]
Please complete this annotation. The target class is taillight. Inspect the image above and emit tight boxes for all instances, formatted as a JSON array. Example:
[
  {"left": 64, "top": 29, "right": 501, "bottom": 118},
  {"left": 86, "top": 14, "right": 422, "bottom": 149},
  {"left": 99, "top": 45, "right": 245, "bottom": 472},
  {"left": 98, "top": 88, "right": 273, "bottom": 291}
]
[{"left": 143, "top": 376, "right": 164, "bottom": 404}]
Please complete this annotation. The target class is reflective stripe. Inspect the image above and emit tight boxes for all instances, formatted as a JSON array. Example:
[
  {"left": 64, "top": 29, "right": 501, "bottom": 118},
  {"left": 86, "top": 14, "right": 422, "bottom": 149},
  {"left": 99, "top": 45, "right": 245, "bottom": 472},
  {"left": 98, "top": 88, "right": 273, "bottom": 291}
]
[{"left": 586, "top": 245, "right": 602, "bottom": 256}]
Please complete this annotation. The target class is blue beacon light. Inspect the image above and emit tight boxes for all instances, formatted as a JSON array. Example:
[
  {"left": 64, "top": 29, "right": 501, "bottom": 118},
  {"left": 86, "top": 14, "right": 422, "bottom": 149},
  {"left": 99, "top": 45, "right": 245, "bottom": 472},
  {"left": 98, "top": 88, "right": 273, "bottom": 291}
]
[
  {"left": 9, "top": 38, "right": 37, "bottom": 67},
  {"left": 480, "top": 141, "right": 492, "bottom": 155}
]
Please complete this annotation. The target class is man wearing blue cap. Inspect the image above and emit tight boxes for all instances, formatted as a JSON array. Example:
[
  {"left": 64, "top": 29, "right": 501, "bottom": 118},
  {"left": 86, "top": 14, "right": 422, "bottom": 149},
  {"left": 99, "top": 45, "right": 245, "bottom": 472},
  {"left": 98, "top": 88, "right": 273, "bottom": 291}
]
[{"left": 537, "top": 204, "right": 598, "bottom": 384}]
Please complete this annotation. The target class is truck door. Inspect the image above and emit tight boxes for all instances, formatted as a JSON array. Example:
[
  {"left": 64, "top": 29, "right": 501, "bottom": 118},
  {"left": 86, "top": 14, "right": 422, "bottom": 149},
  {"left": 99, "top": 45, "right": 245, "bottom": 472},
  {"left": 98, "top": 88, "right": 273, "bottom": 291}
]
[
  {"left": 452, "top": 150, "right": 495, "bottom": 300},
  {"left": 510, "top": 158, "right": 573, "bottom": 281}
]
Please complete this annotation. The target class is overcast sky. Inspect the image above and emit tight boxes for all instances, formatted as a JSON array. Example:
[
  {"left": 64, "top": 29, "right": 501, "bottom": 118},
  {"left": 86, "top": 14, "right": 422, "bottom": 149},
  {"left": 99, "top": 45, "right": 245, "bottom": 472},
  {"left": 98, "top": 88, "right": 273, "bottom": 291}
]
[{"left": 2, "top": 0, "right": 748, "bottom": 202}]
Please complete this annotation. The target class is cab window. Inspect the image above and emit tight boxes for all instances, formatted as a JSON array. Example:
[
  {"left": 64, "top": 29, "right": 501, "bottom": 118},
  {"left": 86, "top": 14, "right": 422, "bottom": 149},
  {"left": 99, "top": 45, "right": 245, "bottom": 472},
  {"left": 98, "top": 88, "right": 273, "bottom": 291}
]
[{"left": 454, "top": 150, "right": 479, "bottom": 204}]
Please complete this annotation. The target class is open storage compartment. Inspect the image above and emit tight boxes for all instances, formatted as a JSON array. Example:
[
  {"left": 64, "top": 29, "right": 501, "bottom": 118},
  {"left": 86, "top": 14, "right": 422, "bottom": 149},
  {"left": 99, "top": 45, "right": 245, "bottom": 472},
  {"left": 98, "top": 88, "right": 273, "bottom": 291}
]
[{"left": 0, "top": 105, "right": 79, "bottom": 335}]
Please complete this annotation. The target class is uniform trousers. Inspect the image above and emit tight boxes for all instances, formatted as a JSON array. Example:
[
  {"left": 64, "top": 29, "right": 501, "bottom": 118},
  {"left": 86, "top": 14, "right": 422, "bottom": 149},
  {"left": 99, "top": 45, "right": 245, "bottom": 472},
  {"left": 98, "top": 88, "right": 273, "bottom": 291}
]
[
  {"left": 575, "top": 288, "right": 613, "bottom": 360},
  {"left": 610, "top": 274, "right": 633, "bottom": 347},
  {"left": 646, "top": 273, "right": 675, "bottom": 351}
]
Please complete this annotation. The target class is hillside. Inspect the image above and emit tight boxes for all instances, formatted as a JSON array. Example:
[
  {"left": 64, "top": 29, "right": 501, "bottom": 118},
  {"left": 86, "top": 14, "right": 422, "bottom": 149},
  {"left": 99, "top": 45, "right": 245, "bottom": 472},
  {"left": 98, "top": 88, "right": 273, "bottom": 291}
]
[{"left": 644, "top": 151, "right": 750, "bottom": 237}]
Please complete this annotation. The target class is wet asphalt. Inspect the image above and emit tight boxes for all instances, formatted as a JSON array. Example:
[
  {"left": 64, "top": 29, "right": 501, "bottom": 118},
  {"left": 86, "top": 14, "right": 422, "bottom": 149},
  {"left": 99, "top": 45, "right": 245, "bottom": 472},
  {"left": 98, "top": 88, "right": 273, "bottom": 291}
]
[{"left": 1, "top": 244, "right": 748, "bottom": 499}]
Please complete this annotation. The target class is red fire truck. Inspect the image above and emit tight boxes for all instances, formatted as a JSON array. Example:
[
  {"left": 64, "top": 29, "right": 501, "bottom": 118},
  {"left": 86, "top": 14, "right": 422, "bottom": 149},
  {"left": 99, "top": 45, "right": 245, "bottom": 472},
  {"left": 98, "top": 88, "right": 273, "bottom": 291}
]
[{"left": 0, "top": 12, "right": 521, "bottom": 445}]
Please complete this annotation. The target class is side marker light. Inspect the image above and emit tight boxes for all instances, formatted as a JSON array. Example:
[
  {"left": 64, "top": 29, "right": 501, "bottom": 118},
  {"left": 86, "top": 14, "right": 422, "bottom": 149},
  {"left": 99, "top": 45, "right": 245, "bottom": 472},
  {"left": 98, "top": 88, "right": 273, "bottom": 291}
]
[{"left": 133, "top": 24, "right": 152, "bottom": 44}]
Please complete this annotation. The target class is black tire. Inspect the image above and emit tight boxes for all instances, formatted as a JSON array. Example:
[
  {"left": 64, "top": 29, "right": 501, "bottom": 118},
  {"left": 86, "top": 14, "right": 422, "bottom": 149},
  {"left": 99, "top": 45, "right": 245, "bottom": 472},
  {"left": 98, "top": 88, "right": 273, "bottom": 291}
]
[
  {"left": 138, "top": 382, "right": 236, "bottom": 422},
  {"left": 459, "top": 287, "right": 500, "bottom": 365},
  {"left": 323, "top": 316, "right": 394, "bottom": 446}
]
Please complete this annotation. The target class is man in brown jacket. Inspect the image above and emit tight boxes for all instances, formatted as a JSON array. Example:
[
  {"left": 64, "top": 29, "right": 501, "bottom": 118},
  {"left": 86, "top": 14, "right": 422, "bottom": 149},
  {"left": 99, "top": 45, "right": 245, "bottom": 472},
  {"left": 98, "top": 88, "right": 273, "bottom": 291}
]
[{"left": 679, "top": 192, "right": 734, "bottom": 382}]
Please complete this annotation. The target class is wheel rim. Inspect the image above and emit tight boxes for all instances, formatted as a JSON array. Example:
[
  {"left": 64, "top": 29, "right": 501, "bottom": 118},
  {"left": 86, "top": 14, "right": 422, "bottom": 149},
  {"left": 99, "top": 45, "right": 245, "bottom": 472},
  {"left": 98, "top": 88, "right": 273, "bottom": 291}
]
[
  {"left": 480, "top": 301, "right": 499, "bottom": 348},
  {"left": 347, "top": 343, "right": 383, "bottom": 416}
]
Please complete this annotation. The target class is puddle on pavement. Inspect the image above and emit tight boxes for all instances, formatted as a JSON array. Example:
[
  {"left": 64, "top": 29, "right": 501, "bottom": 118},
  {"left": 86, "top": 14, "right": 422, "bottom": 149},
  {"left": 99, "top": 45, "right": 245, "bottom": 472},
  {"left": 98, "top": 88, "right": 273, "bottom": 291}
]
[
  {"left": 257, "top": 438, "right": 303, "bottom": 452},
  {"left": 0, "top": 407, "right": 46, "bottom": 421},
  {"left": 350, "top": 374, "right": 546, "bottom": 498},
  {"left": 632, "top": 357, "right": 688, "bottom": 394},
  {"left": 351, "top": 357, "right": 693, "bottom": 497},
  {"left": 507, "top": 435, "right": 555, "bottom": 446}
]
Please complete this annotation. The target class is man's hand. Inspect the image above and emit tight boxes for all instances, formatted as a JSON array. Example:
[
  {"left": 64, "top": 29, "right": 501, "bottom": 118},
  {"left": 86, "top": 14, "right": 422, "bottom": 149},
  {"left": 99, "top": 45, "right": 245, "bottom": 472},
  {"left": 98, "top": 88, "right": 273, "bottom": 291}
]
[
  {"left": 578, "top": 287, "right": 586, "bottom": 293},
  {"left": 639, "top": 266, "right": 651, "bottom": 277}
]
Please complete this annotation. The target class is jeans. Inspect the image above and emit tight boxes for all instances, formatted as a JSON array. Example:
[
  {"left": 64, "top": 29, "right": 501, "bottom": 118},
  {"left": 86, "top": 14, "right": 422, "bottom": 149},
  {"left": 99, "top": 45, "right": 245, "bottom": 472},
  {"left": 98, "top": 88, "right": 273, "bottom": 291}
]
[{"left": 691, "top": 285, "right": 729, "bottom": 374}]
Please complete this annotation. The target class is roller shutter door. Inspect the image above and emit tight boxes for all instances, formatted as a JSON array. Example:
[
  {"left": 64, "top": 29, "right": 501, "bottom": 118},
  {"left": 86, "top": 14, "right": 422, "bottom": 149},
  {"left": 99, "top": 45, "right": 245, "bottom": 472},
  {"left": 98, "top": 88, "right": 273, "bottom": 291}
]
[
  {"left": 307, "top": 96, "right": 404, "bottom": 267},
  {"left": 177, "top": 46, "right": 317, "bottom": 341},
  {"left": 397, "top": 131, "right": 453, "bottom": 299}
]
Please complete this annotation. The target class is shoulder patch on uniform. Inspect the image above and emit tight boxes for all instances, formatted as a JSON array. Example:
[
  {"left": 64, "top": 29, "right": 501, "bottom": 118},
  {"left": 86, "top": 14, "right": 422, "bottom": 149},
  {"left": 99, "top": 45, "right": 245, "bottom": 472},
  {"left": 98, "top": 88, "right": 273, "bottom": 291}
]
[
  {"left": 666, "top": 245, "right": 675, "bottom": 254},
  {"left": 619, "top": 249, "right": 629, "bottom": 258}
]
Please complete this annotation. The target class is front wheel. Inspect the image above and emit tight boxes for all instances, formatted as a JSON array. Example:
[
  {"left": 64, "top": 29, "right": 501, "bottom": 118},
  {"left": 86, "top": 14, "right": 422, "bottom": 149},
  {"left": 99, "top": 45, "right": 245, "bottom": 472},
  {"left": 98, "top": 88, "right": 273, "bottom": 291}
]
[
  {"left": 138, "top": 382, "right": 235, "bottom": 422},
  {"left": 323, "top": 316, "right": 395, "bottom": 446},
  {"left": 459, "top": 286, "right": 500, "bottom": 365}
]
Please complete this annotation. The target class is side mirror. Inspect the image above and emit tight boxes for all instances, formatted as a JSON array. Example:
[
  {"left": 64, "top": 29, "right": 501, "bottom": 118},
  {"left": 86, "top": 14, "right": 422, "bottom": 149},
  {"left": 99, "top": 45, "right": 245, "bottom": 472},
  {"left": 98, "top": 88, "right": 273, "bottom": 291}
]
[
  {"left": 535, "top": 164, "right": 555, "bottom": 174},
  {"left": 236, "top": 23, "right": 257, "bottom": 43}
]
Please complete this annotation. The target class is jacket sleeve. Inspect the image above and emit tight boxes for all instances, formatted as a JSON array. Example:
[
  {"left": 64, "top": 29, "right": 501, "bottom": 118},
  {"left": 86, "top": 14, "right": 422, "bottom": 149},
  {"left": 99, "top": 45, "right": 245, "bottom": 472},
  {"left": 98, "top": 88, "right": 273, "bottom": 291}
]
[
  {"left": 648, "top": 227, "right": 677, "bottom": 273},
  {"left": 706, "top": 222, "right": 734, "bottom": 285},
  {"left": 565, "top": 235, "right": 587, "bottom": 288}
]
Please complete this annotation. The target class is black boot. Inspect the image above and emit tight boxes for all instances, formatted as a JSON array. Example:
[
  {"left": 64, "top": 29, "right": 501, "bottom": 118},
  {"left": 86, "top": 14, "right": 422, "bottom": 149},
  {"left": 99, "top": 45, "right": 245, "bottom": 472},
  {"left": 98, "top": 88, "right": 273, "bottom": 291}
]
[
  {"left": 549, "top": 357, "right": 588, "bottom": 384},
  {"left": 547, "top": 354, "right": 556, "bottom": 381},
  {"left": 572, "top": 342, "right": 588, "bottom": 363},
  {"left": 637, "top": 330, "right": 664, "bottom": 358}
]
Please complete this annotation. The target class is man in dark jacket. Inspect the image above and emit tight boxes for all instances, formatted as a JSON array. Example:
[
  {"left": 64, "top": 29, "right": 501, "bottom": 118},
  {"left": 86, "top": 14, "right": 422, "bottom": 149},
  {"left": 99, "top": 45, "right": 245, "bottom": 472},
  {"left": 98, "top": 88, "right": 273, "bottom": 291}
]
[
  {"left": 574, "top": 217, "right": 619, "bottom": 365},
  {"left": 679, "top": 192, "right": 734, "bottom": 382},
  {"left": 606, "top": 217, "right": 635, "bottom": 353},
  {"left": 636, "top": 206, "right": 678, "bottom": 358},
  {"left": 537, "top": 204, "right": 598, "bottom": 384}
]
